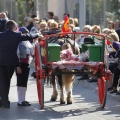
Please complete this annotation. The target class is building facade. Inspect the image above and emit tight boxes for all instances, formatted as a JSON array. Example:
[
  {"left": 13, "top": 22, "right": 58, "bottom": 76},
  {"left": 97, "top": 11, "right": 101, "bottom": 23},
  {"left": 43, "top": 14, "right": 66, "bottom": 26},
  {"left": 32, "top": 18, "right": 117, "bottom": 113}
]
[
  {"left": 48, "top": 0, "right": 120, "bottom": 30},
  {"left": 48, "top": 0, "right": 85, "bottom": 29},
  {"left": 48, "top": 0, "right": 79, "bottom": 21}
]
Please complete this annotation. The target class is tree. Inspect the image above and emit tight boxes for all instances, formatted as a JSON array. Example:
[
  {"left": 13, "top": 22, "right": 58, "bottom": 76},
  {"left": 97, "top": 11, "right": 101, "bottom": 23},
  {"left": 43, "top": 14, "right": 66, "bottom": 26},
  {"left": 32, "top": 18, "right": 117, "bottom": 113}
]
[
  {"left": 86, "top": 0, "right": 104, "bottom": 25},
  {"left": 86, "top": 0, "right": 120, "bottom": 27},
  {"left": 106, "top": 0, "right": 120, "bottom": 20},
  {"left": 15, "top": 0, "right": 35, "bottom": 26}
]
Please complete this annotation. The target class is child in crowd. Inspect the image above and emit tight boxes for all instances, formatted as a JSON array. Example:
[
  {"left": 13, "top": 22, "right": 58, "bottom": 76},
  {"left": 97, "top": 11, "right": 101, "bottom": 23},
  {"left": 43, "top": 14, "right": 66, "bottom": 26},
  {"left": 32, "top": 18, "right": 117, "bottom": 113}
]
[{"left": 16, "top": 27, "right": 34, "bottom": 106}]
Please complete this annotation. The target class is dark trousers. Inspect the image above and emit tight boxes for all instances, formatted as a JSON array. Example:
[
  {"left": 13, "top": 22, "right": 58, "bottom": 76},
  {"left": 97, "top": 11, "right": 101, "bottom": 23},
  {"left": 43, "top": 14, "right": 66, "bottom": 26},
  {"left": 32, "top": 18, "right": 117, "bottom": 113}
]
[
  {"left": 112, "top": 66, "right": 120, "bottom": 88},
  {"left": 109, "top": 63, "right": 118, "bottom": 73},
  {"left": 0, "top": 65, "right": 15, "bottom": 106},
  {"left": 16, "top": 63, "right": 29, "bottom": 87}
]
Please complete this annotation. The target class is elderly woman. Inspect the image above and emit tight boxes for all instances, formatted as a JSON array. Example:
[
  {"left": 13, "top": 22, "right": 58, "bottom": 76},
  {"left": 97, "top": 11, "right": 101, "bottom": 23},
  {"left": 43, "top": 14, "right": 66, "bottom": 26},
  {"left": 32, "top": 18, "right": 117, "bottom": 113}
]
[
  {"left": 45, "top": 20, "right": 60, "bottom": 35},
  {"left": 74, "top": 18, "right": 79, "bottom": 27},
  {"left": 107, "top": 31, "right": 120, "bottom": 92},
  {"left": 76, "top": 25, "right": 93, "bottom": 49},
  {"left": 102, "top": 28, "right": 111, "bottom": 35},
  {"left": 0, "top": 12, "right": 9, "bottom": 32},
  {"left": 47, "top": 19, "right": 53, "bottom": 28},
  {"left": 108, "top": 21, "right": 114, "bottom": 30},
  {"left": 108, "top": 31, "right": 120, "bottom": 58},
  {"left": 49, "top": 20, "right": 59, "bottom": 30},
  {"left": 109, "top": 48, "right": 120, "bottom": 94},
  {"left": 92, "top": 25, "right": 101, "bottom": 34},
  {"left": 39, "top": 21, "right": 48, "bottom": 35},
  {"left": 69, "top": 17, "right": 74, "bottom": 25},
  {"left": 24, "top": 17, "right": 33, "bottom": 32}
]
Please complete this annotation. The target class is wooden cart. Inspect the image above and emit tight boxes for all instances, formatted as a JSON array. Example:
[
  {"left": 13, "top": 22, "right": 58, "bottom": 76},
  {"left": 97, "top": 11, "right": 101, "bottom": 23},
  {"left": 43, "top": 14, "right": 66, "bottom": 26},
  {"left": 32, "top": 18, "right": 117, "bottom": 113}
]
[{"left": 34, "top": 32, "right": 111, "bottom": 109}]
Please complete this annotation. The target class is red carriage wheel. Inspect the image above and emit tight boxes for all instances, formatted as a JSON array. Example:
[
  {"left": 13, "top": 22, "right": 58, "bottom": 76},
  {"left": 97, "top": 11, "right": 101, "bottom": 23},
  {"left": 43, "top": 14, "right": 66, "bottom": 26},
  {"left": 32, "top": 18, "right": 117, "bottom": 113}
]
[
  {"left": 98, "top": 77, "right": 107, "bottom": 109},
  {"left": 35, "top": 43, "right": 44, "bottom": 109}
]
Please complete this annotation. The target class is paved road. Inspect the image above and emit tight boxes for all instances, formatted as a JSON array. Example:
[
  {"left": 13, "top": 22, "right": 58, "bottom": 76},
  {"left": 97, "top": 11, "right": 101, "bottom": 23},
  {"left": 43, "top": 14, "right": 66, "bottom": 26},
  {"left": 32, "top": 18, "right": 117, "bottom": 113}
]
[{"left": 0, "top": 73, "right": 120, "bottom": 120}]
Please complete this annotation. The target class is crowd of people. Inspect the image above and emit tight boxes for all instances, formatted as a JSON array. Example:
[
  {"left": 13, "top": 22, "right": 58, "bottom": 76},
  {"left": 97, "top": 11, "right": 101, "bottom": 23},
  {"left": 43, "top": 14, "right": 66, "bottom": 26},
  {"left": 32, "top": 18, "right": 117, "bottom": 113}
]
[{"left": 0, "top": 10, "right": 120, "bottom": 109}]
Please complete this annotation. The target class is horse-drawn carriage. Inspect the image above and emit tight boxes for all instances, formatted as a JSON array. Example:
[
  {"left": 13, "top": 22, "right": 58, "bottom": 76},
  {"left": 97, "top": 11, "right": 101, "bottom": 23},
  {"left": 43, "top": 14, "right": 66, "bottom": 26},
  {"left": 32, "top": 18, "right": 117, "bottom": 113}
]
[{"left": 34, "top": 32, "right": 111, "bottom": 109}]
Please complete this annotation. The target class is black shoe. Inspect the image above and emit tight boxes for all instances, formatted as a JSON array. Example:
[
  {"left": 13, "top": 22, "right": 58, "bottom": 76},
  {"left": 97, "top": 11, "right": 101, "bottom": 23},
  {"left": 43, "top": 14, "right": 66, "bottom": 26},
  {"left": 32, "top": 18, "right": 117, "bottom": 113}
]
[
  {"left": 75, "top": 74, "right": 81, "bottom": 76},
  {"left": 31, "top": 72, "right": 36, "bottom": 78},
  {"left": 110, "top": 89, "right": 117, "bottom": 94},
  {"left": 78, "top": 75, "right": 89, "bottom": 80},
  {"left": 107, "top": 87, "right": 113, "bottom": 91},
  {"left": 17, "top": 101, "right": 31, "bottom": 106},
  {"left": 0, "top": 100, "right": 3, "bottom": 107},
  {"left": 0, "top": 105, "right": 10, "bottom": 108},
  {"left": 87, "top": 79, "right": 97, "bottom": 82},
  {"left": 0, "top": 104, "right": 10, "bottom": 109},
  {"left": 116, "top": 91, "right": 120, "bottom": 95},
  {"left": 23, "top": 101, "right": 30, "bottom": 104},
  {"left": 0, "top": 101, "right": 10, "bottom": 108}
]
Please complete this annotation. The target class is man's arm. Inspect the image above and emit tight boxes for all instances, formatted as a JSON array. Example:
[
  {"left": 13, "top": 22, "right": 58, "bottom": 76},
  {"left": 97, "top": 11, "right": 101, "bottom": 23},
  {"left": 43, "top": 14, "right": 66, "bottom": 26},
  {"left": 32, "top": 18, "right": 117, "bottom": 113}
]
[{"left": 19, "top": 32, "right": 40, "bottom": 41}]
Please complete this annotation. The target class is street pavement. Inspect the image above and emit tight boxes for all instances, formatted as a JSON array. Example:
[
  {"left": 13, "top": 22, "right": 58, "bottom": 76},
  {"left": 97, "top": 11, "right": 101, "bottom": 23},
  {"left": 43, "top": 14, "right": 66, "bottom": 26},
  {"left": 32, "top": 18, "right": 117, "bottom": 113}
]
[
  {"left": 0, "top": 72, "right": 120, "bottom": 120},
  {"left": 79, "top": 77, "right": 120, "bottom": 101}
]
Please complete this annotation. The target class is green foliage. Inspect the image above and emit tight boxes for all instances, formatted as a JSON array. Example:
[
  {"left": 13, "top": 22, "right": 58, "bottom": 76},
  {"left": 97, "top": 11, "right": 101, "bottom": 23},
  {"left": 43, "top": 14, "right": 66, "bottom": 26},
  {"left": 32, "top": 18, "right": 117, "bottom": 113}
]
[
  {"left": 16, "top": 0, "right": 34, "bottom": 26},
  {"left": 86, "top": 0, "right": 104, "bottom": 25},
  {"left": 109, "top": 0, "right": 120, "bottom": 20},
  {"left": 86, "top": 0, "right": 120, "bottom": 27}
]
